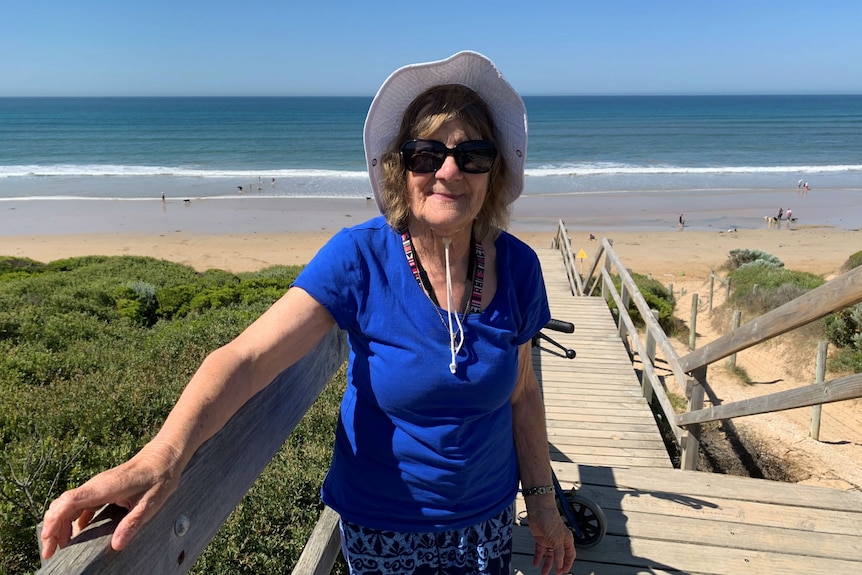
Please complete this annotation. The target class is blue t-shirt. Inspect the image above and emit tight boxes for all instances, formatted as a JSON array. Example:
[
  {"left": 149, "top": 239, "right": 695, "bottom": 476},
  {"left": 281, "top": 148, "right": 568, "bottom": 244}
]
[{"left": 293, "top": 216, "right": 550, "bottom": 532}]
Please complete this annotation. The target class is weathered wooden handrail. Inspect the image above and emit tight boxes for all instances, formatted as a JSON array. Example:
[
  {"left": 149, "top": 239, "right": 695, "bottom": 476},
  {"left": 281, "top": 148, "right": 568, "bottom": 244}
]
[
  {"left": 599, "top": 266, "right": 683, "bottom": 444},
  {"left": 596, "top": 237, "right": 690, "bottom": 388},
  {"left": 37, "top": 326, "right": 349, "bottom": 574},
  {"left": 676, "top": 372, "right": 862, "bottom": 427},
  {"left": 678, "top": 266, "right": 862, "bottom": 374},
  {"left": 554, "top": 220, "right": 585, "bottom": 296}
]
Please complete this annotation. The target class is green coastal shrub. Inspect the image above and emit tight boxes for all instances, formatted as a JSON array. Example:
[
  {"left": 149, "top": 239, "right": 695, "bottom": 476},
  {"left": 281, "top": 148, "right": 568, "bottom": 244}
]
[
  {"left": 727, "top": 252, "right": 824, "bottom": 315},
  {"left": 825, "top": 303, "right": 862, "bottom": 350},
  {"left": 156, "top": 268, "right": 298, "bottom": 321},
  {"left": 840, "top": 250, "right": 862, "bottom": 273},
  {"left": 727, "top": 248, "right": 784, "bottom": 270},
  {"left": 0, "top": 257, "right": 47, "bottom": 279},
  {"left": 826, "top": 302, "right": 862, "bottom": 373},
  {"left": 722, "top": 248, "right": 862, "bottom": 372},
  {"left": 114, "top": 281, "right": 158, "bottom": 326},
  {"left": 157, "top": 284, "right": 204, "bottom": 319},
  {"left": 0, "top": 255, "right": 330, "bottom": 575},
  {"left": 605, "top": 272, "right": 676, "bottom": 333}
]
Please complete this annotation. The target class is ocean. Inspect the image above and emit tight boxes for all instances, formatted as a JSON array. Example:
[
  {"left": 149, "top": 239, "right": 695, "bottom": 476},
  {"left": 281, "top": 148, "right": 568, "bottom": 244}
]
[{"left": 1, "top": 95, "right": 861, "bottom": 201}]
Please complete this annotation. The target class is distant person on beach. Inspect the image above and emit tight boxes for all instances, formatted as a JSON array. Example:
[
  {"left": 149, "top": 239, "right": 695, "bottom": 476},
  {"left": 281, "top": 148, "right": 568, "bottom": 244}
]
[
  {"left": 40, "top": 51, "right": 575, "bottom": 575},
  {"left": 798, "top": 179, "right": 803, "bottom": 189},
  {"left": 777, "top": 207, "right": 784, "bottom": 220},
  {"left": 678, "top": 213, "right": 685, "bottom": 228}
]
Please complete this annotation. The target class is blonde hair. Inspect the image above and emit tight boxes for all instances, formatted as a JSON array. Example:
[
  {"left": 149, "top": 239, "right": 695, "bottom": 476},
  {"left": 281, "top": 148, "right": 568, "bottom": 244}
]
[{"left": 378, "top": 84, "right": 511, "bottom": 238}]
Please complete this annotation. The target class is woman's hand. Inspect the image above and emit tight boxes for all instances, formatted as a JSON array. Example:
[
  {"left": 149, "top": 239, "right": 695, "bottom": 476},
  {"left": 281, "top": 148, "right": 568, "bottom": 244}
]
[
  {"left": 526, "top": 501, "right": 576, "bottom": 575},
  {"left": 40, "top": 440, "right": 183, "bottom": 560}
]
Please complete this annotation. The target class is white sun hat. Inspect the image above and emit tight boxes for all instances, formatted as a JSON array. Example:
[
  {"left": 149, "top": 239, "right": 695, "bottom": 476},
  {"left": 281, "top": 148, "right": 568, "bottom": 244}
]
[{"left": 364, "top": 51, "right": 527, "bottom": 213}]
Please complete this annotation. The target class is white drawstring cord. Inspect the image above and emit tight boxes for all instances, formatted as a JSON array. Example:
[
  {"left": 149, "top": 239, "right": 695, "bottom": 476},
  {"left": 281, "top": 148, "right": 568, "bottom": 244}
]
[{"left": 442, "top": 237, "right": 464, "bottom": 374}]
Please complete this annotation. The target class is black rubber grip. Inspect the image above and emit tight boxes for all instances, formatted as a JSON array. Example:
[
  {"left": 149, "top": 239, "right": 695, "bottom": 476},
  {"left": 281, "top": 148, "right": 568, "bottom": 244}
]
[{"left": 544, "top": 318, "right": 574, "bottom": 333}]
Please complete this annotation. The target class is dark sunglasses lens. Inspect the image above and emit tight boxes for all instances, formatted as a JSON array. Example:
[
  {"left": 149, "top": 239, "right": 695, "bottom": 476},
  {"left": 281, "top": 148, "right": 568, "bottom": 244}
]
[
  {"left": 455, "top": 141, "right": 497, "bottom": 173},
  {"left": 401, "top": 140, "right": 497, "bottom": 174},
  {"left": 401, "top": 140, "right": 447, "bottom": 173}
]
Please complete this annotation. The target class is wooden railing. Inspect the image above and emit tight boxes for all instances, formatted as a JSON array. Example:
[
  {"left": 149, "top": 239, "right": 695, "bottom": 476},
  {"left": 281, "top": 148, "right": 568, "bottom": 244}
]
[
  {"left": 556, "top": 219, "right": 862, "bottom": 471},
  {"left": 36, "top": 326, "right": 349, "bottom": 575},
  {"left": 553, "top": 225, "right": 585, "bottom": 296}
]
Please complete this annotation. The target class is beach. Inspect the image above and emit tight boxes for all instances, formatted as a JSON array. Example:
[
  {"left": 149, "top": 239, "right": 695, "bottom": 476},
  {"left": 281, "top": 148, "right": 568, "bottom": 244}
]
[{"left": 2, "top": 192, "right": 860, "bottom": 277}]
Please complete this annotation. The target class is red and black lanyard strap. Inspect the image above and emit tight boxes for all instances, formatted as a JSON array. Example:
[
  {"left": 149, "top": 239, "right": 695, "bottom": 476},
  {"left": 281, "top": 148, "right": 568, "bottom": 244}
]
[{"left": 400, "top": 228, "right": 484, "bottom": 314}]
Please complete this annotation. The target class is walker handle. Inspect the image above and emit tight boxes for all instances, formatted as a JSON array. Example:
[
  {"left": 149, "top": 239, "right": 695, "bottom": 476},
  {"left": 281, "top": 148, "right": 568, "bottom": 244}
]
[{"left": 544, "top": 319, "right": 574, "bottom": 333}]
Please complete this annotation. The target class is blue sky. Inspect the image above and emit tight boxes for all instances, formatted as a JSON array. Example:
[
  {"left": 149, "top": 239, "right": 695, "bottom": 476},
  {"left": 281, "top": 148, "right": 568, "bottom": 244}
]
[{"left": 1, "top": 0, "right": 860, "bottom": 97}]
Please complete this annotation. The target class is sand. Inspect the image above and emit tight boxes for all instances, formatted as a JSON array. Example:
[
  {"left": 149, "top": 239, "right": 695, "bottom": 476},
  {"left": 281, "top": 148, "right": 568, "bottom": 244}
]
[
  {"left": 2, "top": 194, "right": 860, "bottom": 275},
  {"left": 3, "top": 226, "right": 858, "bottom": 278},
  {"left": 3, "top": 222, "right": 858, "bottom": 281}
]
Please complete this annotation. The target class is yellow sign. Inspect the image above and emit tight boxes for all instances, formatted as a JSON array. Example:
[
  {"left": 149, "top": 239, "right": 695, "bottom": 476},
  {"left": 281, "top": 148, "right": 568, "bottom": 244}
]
[{"left": 576, "top": 249, "right": 588, "bottom": 260}]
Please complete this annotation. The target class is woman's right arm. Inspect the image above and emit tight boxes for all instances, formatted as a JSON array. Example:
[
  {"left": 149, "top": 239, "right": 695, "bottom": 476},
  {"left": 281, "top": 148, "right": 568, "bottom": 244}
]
[{"left": 40, "top": 287, "right": 335, "bottom": 559}]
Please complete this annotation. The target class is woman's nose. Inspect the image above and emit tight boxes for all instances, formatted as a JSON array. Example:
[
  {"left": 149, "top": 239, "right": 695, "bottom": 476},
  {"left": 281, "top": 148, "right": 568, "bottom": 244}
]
[{"left": 434, "top": 154, "right": 462, "bottom": 179}]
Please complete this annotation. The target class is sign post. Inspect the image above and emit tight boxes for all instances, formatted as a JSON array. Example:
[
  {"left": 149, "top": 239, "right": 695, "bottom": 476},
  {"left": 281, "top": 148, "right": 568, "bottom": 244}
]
[{"left": 576, "top": 248, "right": 588, "bottom": 276}]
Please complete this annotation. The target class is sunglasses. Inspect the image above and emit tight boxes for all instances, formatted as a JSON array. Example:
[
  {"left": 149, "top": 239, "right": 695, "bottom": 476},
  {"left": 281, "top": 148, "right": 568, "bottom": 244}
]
[{"left": 400, "top": 139, "right": 498, "bottom": 174}]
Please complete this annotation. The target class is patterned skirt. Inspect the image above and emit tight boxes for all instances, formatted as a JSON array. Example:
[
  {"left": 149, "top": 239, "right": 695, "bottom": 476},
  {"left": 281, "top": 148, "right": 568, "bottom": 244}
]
[{"left": 338, "top": 504, "right": 514, "bottom": 575}]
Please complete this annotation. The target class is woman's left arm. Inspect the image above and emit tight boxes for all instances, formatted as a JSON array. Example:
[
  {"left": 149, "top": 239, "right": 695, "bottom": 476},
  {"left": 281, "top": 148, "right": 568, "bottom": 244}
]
[{"left": 511, "top": 341, "right": 576, "bottom": 575}]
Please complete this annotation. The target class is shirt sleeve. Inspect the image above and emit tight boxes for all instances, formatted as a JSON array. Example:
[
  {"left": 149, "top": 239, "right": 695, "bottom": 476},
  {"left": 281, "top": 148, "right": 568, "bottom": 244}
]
[
  {"left": 292, "top": 228, "right": 362, "bottom": 331},
  {"left": 507, "top": 235, "right": 551, "bottom": 345}
]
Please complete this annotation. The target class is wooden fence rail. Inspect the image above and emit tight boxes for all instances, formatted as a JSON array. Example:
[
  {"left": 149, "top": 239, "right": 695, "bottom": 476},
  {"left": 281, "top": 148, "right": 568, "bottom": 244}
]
[
  {"left": 678, "top": 265, "right": 862, "bottom": 373},
  {"left": 676, "top": 372, "right": 862, "bottom": 427},
  {"left": 36, "top": 327, "right": 349, "bottom": 575}
]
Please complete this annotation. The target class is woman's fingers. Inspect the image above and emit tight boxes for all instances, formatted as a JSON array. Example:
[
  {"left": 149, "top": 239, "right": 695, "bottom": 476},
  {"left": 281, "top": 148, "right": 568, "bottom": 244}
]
[
  {"left": 41, "top": 487, "right": 108, "bottom": 559},
  {"left": 110, "top": 486, "right": 171, "bottom": 551},
  {"left": 527, "top": 506, "right": 576, "bottom": 574},
  {"left": 40, "top": 454, "right": 179, "bottom": 559},
  {"left": 533, "top": 541, "right": 575, "bottom": 575},
  {"left": 74, "top": 508, "right": 97, "bottom": 535}
]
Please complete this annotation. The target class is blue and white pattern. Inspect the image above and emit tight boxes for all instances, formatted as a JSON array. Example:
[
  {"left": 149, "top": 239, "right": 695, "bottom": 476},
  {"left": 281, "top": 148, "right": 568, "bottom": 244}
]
[{"left": 339, "top": 505, "right": 514, "bottom": 575}]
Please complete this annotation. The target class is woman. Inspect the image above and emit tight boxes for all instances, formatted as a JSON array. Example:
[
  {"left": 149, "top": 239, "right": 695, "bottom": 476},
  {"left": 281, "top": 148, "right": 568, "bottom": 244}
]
[{"left": 40, "top": 51, "right": 575, "bottom": 575}]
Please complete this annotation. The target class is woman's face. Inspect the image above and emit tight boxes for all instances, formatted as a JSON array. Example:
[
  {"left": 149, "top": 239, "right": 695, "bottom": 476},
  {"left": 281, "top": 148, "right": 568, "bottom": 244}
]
[{"left": 405, "top": 120, "right": 489, "bottom": 238}]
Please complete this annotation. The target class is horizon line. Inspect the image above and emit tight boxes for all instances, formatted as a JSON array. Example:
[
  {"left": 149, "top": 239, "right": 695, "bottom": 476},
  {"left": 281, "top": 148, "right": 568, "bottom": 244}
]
[{"left": 2, "top": 92, "right": 861, "bottom": 99}]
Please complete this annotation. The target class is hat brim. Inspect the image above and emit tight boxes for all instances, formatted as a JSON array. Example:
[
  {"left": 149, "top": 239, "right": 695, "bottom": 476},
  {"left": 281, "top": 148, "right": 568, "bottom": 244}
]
[{"left": 364, "top": 51, "right": 527, "bottom": 213}]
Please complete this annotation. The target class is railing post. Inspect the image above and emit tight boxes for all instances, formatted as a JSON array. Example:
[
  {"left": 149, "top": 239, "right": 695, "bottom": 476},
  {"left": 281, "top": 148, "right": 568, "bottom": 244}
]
[
  {"left": 810, "top": 340, "right": 829, "bottom": 440},
  {"left": 291, "top": 506, "right": 342, "bottom": 575},
  {"left": 680, "top": 366, "right": 707, "bottom": 471},
  {"left": 618, "top": 282, "right": 630, "bottom": 337},
  {"left": 641, "top": 309, "right": 659, "bottom": 403},
  {"left": 727, "top": 310, "right": 742, "bottom": 369},
  {"left": 689, "top": 293, "right": 698, "bottom": 350},
  {"left": 601, "top": 253, "right": 612, "bottom": 303},
  {"left": 708, "top": 271, "right": 715, "bottom": 312}
]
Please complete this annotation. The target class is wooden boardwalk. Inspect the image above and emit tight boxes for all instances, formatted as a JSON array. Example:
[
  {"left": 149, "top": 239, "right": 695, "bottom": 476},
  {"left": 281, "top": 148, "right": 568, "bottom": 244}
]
[{"left": 510, "top": 245, "right": 862, "bottom": 575}]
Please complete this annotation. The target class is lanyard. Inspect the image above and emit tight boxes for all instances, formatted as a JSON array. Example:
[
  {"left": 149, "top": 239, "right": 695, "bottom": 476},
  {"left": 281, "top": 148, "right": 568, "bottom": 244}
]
[{"left": 400, "top": 228, "right": 485, "bottom": 314}]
